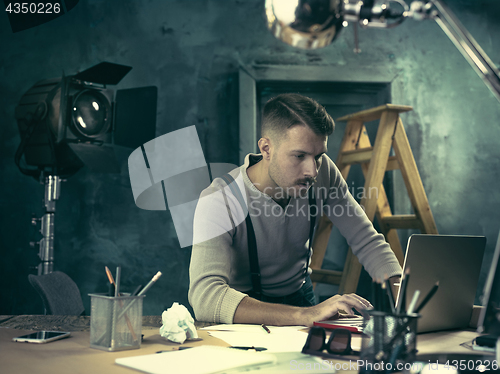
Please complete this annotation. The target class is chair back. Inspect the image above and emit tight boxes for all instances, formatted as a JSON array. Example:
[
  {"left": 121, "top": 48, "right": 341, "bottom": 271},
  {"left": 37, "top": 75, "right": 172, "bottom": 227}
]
[{"left": 28, "top": 271, "right": 85, "bottom": 315}]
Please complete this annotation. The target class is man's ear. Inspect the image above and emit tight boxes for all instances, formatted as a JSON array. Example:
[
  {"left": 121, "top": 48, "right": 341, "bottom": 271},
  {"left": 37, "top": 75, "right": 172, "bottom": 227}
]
[{"left": 258, "top": 137, "right": 272, "bottom": 160}]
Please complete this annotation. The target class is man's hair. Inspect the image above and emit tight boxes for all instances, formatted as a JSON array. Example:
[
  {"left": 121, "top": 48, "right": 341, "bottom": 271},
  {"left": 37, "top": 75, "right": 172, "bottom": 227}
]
[{"left": 261, "top": 93, "right": 335, "bottom": 145}]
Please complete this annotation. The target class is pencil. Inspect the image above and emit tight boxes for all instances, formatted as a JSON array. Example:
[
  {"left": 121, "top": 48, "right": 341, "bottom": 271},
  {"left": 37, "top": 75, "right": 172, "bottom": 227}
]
[
  {"left": 372, "top": 280, "right": 379, "bottom": 311},
  {"left": 116, "top": 271, "right": 162, "bottom": 322},
  {"left": 105, "top": 266, "right": 115, "bottom": 286},
  {"left": 384, "top": 277, "right": 396, "bottom": 314},
  {"left": 414, "top": 281, "right": 439, "bottom": 314},
  {"left": 381, "top": 280, "right": 388, "bottom": 313},
  {"left": 131, "top": 284, "right": 143, "bottom": 296},
  {"left": 407, "top": 290, "right": 421, "bottom": 314},
  {"left": 261, "top": 324, "right": 271, "bottom": 334},
  {"left": 115, "top": 266, "right": 121, "bottom": 297},
  {"left": 396, "top": 267, "right": 410, "bottom": 315},
  {"left": 138, "top": 271, "right": 162, "bottom": 296}
]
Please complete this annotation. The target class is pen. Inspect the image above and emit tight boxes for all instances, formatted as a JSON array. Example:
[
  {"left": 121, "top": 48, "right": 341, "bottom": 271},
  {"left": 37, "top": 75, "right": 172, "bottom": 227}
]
[
  {"left": 115, "top": 266, "right": 121, "bottom": 297},
  {"left": 131, "top": 284, "right": 143, "bottom": 297},
  {"left": 372, "top": 280, "right": 379, "bottom": 311},
  {"left": 407, "top": 290, "right": 421, "bottom": 314},
  {"left": 116, "top": 271, "right": 163, "bottom": 321},
  {"left": 414, "top": 281, "right": 439, "bottom": 314},
  {"left": 396, "top": 267, "right": 410, "bottom": 315},
  {"left": 378, "top": 279, "right": 386, "bottom": 312},
  {"left": 384, "top": 277, "right": 396, "bottom": 314},
  {"left": 138, "top": 271, "right": 162, "bottom": 296},
  {"left": 381, "top": 280, "right": 389, "bottom": 313},
  {"left": 108, "top": 283, "right": 115, "bottom": 297},
  {"left": 261, "top": 324, "right": 271, "bottom": 334},
  {"left": 104, "top": 266, "right": 137, "bottom": 342},
  {"left": 230, "top": 346, "right": 268, "bottom": 351},
  {"left": 156, "top": 347, "right": 192, "bottom": 353}
]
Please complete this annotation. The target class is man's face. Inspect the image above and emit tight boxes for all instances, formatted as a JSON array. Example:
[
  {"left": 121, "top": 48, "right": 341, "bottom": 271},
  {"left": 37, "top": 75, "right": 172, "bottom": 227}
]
[{"left": 268, "top": 125, "right": 328, "bottom": 198}]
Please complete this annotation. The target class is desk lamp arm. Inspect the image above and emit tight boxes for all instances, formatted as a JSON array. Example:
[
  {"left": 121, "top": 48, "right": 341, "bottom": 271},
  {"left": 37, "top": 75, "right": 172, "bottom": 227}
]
[
  {"left": 345, "top": 0, "right": 500, "bottom": 103},
  {"left": 408, "top": 0, "right": 500, "bottom": 103}
]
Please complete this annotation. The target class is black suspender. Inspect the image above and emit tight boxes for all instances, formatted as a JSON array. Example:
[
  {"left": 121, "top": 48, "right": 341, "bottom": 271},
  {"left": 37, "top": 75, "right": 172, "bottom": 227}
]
[
  {"left": 305, "top": 187, "right": 318, "bottom": 275},
  {"left": 220, "top": 174, "right": 262, "bottom": 296},
  {"left": 220, "top": 174, "right": 317, "bottom": 299}
]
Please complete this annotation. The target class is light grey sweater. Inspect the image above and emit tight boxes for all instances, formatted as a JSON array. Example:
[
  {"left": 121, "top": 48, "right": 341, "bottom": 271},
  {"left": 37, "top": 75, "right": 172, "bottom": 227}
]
[{"left": 188, "top": 153, "right": 402, "bottom": 323}]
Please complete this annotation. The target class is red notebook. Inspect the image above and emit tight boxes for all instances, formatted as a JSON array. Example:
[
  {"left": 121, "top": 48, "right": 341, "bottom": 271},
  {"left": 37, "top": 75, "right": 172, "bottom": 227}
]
[{"left": 313, "top": 316, "right": 364, "bottom": 333}]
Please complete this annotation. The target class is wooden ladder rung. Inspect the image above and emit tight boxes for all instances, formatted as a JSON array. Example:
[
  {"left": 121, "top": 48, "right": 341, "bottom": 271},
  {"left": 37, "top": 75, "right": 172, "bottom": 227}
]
[
  {"left": 386, "top": 157, "right": 400, "bottom": 171},
  {"left": 381, "top": 214, "right": 423, "bottom": 230},
  {"left": 310, "top": 269, "right": 343, "bottom": 285},
  {"left": 336, "top": 104, "right": 413, "bottom": 123},
  {"left": 341, "top": 147, "right": 373, "bottom": 164},
  {"left": 341, "top": 148, "right": 399, "bottom": 170}
]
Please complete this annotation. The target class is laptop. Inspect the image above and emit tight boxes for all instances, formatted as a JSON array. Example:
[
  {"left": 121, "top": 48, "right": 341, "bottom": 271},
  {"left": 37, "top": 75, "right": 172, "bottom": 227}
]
[{"left": 397, "top": 234, "right": 486, "bottom": 333}]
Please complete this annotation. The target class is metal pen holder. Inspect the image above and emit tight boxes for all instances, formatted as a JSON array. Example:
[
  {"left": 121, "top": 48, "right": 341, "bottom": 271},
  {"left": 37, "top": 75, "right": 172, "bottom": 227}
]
[
  {"left": 89, "top": 293, "right": 144, "bottom": 351},
  {"left": 360, "top": 310, "right": 420, "bottom": 373}
]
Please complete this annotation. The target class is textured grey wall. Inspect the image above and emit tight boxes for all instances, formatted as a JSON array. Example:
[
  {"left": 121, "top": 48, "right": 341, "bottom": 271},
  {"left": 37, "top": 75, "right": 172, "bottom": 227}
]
[{"left": 1, "top": 0, "right": 499, "bottom": 316}]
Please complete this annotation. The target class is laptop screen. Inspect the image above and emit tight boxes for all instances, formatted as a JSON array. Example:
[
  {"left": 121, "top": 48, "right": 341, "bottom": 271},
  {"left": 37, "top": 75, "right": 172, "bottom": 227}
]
[{"left": 398, "top": 234, "right": 486, "bottom": 333}]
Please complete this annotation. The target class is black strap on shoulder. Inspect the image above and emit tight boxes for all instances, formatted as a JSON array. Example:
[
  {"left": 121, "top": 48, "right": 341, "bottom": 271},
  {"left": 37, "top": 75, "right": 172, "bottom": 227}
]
[
  {"left": 221, "top": 173, "right": 318, "bottom": 298},
  {"left": 305, "top": 187, "right": 318, "bottom": 275},
  {"left": 220, "top": 174, "right": 262, "bottom": 297}
]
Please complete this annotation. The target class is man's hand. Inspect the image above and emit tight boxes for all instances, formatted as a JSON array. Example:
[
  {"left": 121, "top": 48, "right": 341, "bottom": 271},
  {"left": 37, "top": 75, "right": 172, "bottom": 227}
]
[
  {"left": 301, "top": 293, "right": 372, "bottom": 327},
  {"left": 233, "top": 293, "right": 372, "bottom": 327}
]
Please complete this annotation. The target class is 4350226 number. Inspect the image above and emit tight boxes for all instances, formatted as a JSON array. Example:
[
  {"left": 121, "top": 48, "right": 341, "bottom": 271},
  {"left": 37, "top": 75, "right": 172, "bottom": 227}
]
[
  {"left": 5, "top": 2, "right": 61, "bottom": 14},
  {"left": 445, "top": 359, "right": 498, "bottom": 372}
]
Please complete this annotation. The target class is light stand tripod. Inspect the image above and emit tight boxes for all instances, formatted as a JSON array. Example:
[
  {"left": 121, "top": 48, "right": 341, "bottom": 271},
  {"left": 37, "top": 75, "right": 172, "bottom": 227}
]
[{"left": 31, "top": 174, "right": 61, "bottom": 275}]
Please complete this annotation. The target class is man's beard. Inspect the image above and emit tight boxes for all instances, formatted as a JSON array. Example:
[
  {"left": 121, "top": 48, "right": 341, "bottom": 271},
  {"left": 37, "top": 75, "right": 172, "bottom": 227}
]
[
  {"left": 294, "top": 177, "right": 317, "bottom": 197},
  {"left": 268, "top": 161, "right": 316, "bottom": 198}
]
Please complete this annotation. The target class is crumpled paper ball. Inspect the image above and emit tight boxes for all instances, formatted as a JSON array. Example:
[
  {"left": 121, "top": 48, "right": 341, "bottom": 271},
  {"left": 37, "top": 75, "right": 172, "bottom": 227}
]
[{"left": 159, "top": 302, "right": 198, "bottom": 344}]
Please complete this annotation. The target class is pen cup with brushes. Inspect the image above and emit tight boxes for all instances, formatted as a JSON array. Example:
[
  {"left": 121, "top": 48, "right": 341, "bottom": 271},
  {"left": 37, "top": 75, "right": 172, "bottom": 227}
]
[
  {"left": 360, "top": 310, "right": 420, "bottom": 373},
  {"left": 89, "top": 293, "right": 145, "bottom": 351}
]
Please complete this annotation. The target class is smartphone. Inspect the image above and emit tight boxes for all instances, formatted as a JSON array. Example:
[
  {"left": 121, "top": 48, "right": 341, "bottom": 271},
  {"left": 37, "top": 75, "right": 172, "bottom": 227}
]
[{"left": 12, "top": 331, "right": 71, "bottom": 344}]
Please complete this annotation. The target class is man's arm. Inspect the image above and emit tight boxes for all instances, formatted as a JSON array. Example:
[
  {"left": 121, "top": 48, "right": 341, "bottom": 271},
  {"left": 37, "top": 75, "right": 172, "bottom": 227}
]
[
  {"left": 233, "top": 293, "right": 373, "bottom": 327},
  {"left": 189, "top": 178, "right": 250, "bottom": 324},
  {"left": 321, "top": 156, "right": 403, "bottom": 281}
]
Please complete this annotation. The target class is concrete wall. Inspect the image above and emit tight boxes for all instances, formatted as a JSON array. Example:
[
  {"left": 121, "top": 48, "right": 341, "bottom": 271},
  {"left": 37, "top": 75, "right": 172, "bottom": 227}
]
[{"left": 1, "top": 0, "right": 499, "bottom": 315}]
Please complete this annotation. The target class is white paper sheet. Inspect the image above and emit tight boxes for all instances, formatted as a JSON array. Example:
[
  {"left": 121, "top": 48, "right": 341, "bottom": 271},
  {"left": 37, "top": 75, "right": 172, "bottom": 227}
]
[
  {"left": 200, "top": 324, "right": 306, "bottom": 332},
  {"left": 202, "top": 325, "right": 309, "bottom": 353},
  {"left": 116, "top": 346, "right": 277, "bottom": 374}
]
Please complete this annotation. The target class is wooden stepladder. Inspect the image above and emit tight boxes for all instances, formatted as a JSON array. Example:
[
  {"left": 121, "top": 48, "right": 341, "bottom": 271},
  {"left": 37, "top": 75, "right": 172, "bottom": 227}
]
[{"left": 310, "top": 104, "right": 438, "bottom": 294}]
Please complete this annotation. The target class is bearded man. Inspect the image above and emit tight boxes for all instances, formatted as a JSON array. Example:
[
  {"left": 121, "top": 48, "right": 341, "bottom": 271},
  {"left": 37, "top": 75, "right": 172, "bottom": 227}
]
[{"left": 188, "top": 93, "right": 401, "bottom": 326}]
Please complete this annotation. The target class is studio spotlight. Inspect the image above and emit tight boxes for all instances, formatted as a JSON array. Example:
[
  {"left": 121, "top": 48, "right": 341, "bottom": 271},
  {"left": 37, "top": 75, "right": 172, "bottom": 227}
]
[
  {"left": 70, "top": 89, "right": 112, "bottom": 139},
  {"left": 15, "top": 61, "right": 157, "bottom": 178},
  {"left": 15, "top": 61, "right": 157, "bottom": 274}
]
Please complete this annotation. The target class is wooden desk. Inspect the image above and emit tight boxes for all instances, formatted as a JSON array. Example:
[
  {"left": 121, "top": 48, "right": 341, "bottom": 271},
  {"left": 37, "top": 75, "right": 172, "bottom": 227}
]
[
  {"left": 0, "top": 315, "right": 215, "bottom": 331},
  {"left": 0, "top": 315, "right": 227, "bottom": 374},
  {"left": 0, "top": 315, "right": 490, "bottom": 374}
]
